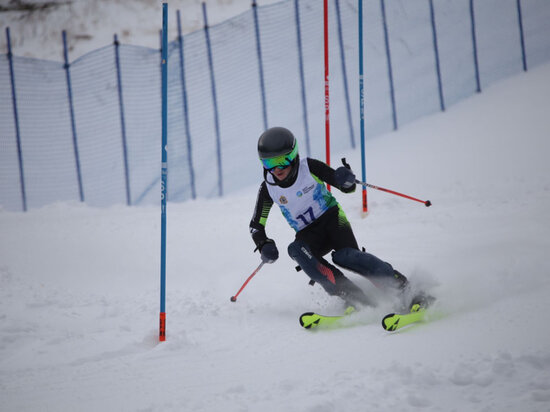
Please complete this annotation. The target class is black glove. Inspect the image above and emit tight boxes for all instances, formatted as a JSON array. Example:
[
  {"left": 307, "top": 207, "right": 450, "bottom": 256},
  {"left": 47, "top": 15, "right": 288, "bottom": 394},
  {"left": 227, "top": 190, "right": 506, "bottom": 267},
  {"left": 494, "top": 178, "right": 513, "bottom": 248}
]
[
  {"left": 259, "top": 239, "right": 279, "bottom": 264},
  {"left": 334, "top": 166, "right": 356, "bottom": 190}
]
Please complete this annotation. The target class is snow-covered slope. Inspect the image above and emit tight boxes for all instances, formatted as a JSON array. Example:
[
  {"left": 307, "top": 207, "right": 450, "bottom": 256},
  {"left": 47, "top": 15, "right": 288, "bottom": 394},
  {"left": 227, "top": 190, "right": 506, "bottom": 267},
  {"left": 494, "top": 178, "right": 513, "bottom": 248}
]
[
  {"left": 0, "top": 0, "right": 281, "bottom": 61},
  {"left": 2, "top": 0, "right": 550, "bottom": 410},
  {"left": 1, "top": 59, "right": 550, "bottom": 411}
]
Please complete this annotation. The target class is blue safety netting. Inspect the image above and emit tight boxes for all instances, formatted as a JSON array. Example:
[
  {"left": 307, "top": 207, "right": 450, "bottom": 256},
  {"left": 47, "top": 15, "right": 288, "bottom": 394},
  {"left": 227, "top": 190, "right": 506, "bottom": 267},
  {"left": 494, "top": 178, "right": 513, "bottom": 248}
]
[{"left": 1, "top": 0, "right": 549, "bottom": 211}]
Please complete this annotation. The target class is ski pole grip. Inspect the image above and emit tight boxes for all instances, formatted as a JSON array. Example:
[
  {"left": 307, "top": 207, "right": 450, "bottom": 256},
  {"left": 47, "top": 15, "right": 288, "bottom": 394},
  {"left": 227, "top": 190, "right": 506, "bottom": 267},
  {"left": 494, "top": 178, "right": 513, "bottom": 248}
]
[{"left": 341, "top": 158, "right": 351, "bottom": 169}]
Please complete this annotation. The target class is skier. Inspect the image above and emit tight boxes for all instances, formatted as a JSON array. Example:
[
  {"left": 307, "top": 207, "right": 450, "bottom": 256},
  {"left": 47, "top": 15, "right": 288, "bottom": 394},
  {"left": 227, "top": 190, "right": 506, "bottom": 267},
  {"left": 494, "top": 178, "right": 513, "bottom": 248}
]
[{"left": 249, "top": 126, "right": 421, "bottom": 309}]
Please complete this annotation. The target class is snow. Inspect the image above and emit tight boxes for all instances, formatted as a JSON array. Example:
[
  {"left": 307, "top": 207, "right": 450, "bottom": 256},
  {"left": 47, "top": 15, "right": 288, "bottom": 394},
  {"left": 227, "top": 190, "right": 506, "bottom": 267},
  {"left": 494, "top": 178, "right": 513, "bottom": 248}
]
[
  {"left": 0, "top": 0, "right": 281, "bottom": 61},
  {"left": 2, "top": 1, "right": 550, "bottom": 411},
  {"left": 1, "top": 62, "right": 549, "bottom": 412}
]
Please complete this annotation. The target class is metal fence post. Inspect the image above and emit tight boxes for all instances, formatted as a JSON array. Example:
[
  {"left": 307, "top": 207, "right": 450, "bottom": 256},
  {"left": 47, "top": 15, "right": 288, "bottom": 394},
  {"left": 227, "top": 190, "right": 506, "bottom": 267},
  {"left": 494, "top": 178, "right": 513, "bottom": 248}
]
[
  {"left": 429, "top": 0, "right": 445, "bottom": 111},
  {"left": 380, "top": 0, "right": 398, "bottom": 130},
  {"left": 114, "top": 34, "right": 132, "bottom": 205},
  {"left": 335, "top": 0, "right": 355, "bottom": 148},
  {"left": 177, "top": 10, "right": 197, "bottom": 199},
  {"left": 252, "top": 0, "right": 268, "bottom": 130},
  {"left": 469, "top": 0, "right": 482, "bottom": 92},
  {"left": 294, "top": 0, "right": 311, "bottom": 157},
  {"left": 6, "top": 27, "right": 27, "bottom": 212},
  {"left": 62, "top": 30, "right": 85, "bottom": 202},
  {"left": 516, "top": 0, "right": 527, "bottom": 71},
  {"left": 202, "top": 3, "right": 223, "bottom": 197}
]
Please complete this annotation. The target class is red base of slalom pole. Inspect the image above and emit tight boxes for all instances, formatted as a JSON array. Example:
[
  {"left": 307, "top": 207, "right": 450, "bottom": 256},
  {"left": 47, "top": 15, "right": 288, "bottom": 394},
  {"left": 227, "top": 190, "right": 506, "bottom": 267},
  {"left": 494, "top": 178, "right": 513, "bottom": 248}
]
[{"left": 159, "top": 312, "right": 166, "bottom": 342}]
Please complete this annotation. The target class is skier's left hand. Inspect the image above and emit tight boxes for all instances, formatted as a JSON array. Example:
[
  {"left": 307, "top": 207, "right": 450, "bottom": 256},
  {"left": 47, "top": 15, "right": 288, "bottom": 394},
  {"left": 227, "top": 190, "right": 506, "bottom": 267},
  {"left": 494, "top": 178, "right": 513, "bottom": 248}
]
[{"left": 334, "top": 166, "right": 356, "bottom": 191}]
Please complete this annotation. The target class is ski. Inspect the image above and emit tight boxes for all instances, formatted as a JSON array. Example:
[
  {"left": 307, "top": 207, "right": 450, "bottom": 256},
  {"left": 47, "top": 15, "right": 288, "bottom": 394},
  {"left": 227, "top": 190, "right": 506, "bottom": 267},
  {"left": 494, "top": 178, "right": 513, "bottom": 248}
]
[
  {"left": 300, "top": 295, "right": 436, "bottom": 331},
  {"left": 382, "top": 305, "right": 427, "bottom": 332},
  {"left": 299, "top": 306, "right": 355, "bottom": 329}
]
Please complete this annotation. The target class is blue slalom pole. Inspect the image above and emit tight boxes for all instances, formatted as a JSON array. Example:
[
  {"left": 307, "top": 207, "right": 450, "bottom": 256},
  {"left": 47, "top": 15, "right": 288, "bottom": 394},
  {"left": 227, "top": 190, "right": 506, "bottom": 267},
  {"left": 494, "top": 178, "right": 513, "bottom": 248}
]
[
  {"left": 358, "top": 0, "right": 367, "bottom": 214},
  {"left": 159, "top": 2, "right": 168, "bottom": 342}
]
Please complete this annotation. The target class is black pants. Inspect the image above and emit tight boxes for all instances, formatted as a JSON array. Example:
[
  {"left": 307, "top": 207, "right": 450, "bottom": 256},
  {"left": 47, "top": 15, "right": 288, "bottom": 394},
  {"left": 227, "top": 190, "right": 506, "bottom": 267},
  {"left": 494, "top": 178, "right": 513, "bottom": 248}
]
[
  {"left": 295, "top": 206, "right": 358, "bottom": 256},
  {"left": 287, "top": 206, "right": 403, "bottom": 305},
  {"left": 287, "top": 207, "right": 368, "bottom": 304}
]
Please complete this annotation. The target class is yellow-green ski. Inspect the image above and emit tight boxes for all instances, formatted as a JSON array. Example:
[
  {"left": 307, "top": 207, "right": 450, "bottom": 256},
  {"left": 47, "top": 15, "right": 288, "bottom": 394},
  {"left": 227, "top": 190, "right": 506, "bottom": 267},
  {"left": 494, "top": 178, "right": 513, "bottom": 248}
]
[
  {"left": 382, "top": 305, "right": 427, "bottom": 331},
  {"left": 299, "top": 306, "right": 355, "bottom": 329}
]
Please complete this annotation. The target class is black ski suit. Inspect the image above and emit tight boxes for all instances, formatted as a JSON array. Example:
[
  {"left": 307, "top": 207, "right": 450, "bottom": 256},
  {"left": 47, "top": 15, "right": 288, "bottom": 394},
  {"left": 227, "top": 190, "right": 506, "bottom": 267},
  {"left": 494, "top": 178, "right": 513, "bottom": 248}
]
[{"left": 249, "top": 158, "right": 405, "bottom": 306}]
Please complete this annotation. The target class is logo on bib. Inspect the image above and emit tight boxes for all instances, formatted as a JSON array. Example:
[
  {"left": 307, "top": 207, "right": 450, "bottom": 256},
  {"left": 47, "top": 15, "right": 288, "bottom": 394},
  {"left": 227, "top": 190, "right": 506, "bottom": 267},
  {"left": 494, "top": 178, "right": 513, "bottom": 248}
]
[
  {"left": 303, "top": 184, "right": 315, "bottom": 194},
  {"left": 279, "top": 196, "right": 288, "bottom": 204}
]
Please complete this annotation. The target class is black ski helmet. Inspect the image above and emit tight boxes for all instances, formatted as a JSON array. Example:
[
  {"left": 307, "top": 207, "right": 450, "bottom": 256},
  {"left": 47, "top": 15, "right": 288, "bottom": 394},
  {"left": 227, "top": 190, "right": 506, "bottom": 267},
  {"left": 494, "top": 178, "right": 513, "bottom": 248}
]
[{"left": 257, "top": 127, "right": 300, "bottom": 186}]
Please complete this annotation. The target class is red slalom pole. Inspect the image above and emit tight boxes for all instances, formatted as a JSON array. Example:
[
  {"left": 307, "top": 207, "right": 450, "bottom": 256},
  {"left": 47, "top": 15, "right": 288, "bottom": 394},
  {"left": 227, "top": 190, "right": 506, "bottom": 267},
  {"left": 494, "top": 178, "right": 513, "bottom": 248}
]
[
  {"left": 356, "top": 179, "right": 432, "bottom": 207},
  {"left": 323, "top": 0, "right": 331, "bottom": 191},
  {"left": 230, "top": 262, "right": 265, "bottom": 302}
]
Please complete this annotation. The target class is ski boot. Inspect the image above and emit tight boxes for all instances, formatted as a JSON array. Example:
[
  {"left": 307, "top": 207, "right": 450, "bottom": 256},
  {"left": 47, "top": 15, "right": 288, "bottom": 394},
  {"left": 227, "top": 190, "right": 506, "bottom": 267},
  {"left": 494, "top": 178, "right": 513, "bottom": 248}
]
[
  {"left": 408, "top": 291, "right": 436, "bottom": 313},
  {"left": 336, "top": 278, "right": 374, "bottom": 309},
  {"left": 394, "top": 270, "right": 435, "bottom": 313}
]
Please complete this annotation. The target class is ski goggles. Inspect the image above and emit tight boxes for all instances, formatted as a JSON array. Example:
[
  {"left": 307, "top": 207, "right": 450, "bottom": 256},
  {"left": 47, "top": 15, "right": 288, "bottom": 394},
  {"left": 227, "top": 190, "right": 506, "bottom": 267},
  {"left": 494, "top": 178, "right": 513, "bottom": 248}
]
[
  {"left": 260, "top": 144, "right": 298, "bottom": 170},
  {"left": 261, "top": 156, "right": 292, "bottom": 171}
]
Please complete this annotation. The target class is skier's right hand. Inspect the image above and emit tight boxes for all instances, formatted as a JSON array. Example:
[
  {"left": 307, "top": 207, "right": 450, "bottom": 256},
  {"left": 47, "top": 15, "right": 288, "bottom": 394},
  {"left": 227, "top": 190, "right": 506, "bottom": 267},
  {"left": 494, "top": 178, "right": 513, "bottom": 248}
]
[{"left": 260, "top": 239, "right": 279, "bottom": 264}]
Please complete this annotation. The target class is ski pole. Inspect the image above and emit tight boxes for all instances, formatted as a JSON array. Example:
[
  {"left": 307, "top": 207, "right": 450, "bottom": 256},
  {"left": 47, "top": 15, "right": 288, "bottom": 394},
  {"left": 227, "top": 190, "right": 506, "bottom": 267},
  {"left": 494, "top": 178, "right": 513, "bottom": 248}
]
[
  {"left": 341, "top": 158, "right": 431, "bottom": 207},
  {"left": 230, "top": 262, "right": 265, "bottom": 302},
  {"left": 356, "top": 179, "right": 431, "bottom": 207}
]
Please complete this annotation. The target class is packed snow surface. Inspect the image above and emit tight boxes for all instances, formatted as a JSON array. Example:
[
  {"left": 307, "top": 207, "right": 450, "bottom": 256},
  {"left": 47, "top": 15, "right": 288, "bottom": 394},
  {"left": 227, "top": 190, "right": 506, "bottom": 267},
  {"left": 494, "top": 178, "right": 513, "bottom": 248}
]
[
  {"left": 2, "top": 61, "right": 550, "bottom": 411},
  {"left": 2, "top": 1, "right": 550, "bottom": 411}
]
